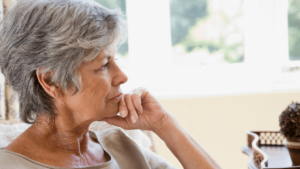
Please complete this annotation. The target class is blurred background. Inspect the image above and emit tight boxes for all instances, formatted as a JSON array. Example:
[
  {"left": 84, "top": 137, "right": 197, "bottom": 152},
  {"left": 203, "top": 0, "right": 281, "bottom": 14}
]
[
  {"left": 93, "top": 0, "right": 300, "bottom": 168},
  {"left": 0, "top": 0, "right": 300, "bottom": 168}
]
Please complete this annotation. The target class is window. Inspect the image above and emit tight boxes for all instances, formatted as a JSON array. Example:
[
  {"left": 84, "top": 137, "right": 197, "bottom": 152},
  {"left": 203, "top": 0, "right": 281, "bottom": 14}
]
[
  {"left": 288, "top": 0, "right": 300, "bottom": 61},
  {"left": 116, "top": 0, "right": 298, "bottom": 98},
  {"left": 170, "top": 0, "right": 244, "bottom": 65},
  {"left": 95, "top": 0, "right": 129, "bottom": 68}
]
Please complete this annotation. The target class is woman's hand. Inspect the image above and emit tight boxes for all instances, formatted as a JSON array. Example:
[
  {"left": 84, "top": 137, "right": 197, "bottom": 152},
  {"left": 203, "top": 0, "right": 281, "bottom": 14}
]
[
  {"left": 102, "top": 88, "right": 222, "bottom": 169},
  {"left": 101, "top": 87, "right": 170, "bottom": 131}
]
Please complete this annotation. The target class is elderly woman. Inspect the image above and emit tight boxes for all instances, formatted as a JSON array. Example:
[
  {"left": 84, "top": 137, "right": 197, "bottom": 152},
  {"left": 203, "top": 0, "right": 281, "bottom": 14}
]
[{"left": 0, "top": 0, "right": 221, "bottom": 168}]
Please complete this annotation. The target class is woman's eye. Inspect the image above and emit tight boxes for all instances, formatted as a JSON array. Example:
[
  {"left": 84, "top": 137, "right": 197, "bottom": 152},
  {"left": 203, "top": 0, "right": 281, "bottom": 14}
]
[{"left": 98, "top": 63, "right": 109, "bottom": 71}]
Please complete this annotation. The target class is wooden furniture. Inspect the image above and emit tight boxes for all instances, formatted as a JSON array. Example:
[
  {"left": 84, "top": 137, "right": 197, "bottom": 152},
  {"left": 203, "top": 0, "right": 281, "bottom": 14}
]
[{"left": 242, "top": 131, "right": 300, "bottom": 169}]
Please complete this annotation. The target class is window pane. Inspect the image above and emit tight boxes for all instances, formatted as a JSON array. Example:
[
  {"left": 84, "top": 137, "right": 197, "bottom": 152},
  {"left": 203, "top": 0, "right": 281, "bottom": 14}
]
[
  {"left": 95, "top": 0, "right": 128, "bottom": 67},
  {"left": 288, "top": 0, "right": 300, "bottom": 61},
  {"left": 170, "top": 0, "right": 244, "bottom": 65}
]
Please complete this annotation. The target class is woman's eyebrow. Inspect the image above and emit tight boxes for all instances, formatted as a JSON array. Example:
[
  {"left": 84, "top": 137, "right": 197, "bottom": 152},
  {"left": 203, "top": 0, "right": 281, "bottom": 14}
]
[
  {"left": 96, "top": 55, "right": 111, "bottom": 63},
  {"left": 105, "top": 55, "right": 112, "bottom": 60}
]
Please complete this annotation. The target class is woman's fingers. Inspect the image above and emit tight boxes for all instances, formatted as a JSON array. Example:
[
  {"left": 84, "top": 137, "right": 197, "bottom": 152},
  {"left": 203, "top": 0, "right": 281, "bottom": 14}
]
[
  {"left": 132, "top": 93, "right": 143, "bottom": 115},
  {"left": 120, "top": 88, "right": 147, "bottom": 124},
  {"left": 118, "top": 94, "right": 128, "bottom": 117},
  {"left": 124, "top": 94, "right": 138, "bottom": 123}
]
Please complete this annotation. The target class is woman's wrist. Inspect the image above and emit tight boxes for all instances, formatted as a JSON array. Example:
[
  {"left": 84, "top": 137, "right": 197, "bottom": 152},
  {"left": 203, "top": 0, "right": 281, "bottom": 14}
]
[{"left": 152, "top": 112, "right": 183, "bottom": 141}]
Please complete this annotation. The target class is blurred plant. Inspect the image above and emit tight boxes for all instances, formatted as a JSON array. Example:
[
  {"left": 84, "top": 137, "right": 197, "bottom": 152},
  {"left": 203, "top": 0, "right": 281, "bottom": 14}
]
[
  {"left": 170, "top": 0, "right": 244, "bottom": 64},
  {"left": 279, "top": 102, "right": 300, "bottom": 138},
  {"left": 170, "top": 0, "right": 208, "bottom": 46}
]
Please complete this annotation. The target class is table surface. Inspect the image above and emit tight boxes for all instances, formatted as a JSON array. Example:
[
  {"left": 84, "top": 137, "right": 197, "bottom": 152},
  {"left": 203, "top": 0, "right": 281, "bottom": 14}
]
[{"left": 260, "top": 146, "right": 292, "bottom": 167}]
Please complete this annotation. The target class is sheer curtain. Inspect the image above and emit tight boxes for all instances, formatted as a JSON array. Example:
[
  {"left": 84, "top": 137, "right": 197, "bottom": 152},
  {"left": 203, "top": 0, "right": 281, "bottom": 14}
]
[{"left": 0, "top": 0, "right": 20, "bottom": 125}]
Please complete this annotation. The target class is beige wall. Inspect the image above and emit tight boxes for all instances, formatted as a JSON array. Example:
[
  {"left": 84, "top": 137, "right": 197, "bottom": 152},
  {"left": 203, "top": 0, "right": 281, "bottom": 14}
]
[{"left": 155, "top": 91, "right": 300, "bottom": 169}]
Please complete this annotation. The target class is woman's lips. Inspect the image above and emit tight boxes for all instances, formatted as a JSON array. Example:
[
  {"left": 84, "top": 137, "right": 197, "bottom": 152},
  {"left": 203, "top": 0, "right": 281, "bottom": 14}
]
[{"left": 108, "top": 93, "right": 122, "bottom": 102}]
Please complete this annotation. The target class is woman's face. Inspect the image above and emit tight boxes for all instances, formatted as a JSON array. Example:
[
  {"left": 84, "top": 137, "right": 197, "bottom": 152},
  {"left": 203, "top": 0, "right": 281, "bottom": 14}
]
[{"left": 58, "top": 46, "right": 128, "bottom": 123}]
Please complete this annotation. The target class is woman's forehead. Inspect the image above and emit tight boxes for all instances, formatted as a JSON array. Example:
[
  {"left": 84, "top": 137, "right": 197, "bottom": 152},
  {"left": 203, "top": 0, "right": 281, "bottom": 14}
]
[{"left": 91, "top": 46, "right": 117, "bottom": 63}]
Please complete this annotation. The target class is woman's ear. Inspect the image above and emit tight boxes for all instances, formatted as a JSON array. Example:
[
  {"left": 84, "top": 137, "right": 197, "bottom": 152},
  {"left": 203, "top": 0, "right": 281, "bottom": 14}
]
[{"left": 36, "top": 68, "right": 62, "bottom": 99}]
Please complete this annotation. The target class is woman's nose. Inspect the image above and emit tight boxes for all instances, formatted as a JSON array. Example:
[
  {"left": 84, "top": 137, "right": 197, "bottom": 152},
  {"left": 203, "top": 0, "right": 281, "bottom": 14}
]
[{"left": 113, "top": 65, "right": 128, "bottom": 86}]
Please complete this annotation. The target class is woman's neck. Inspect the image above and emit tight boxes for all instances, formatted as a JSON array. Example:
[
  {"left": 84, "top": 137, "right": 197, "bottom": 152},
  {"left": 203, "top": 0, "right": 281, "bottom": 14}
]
[{"left": 30, "top": 115, "right": 94, "bottom": 155}]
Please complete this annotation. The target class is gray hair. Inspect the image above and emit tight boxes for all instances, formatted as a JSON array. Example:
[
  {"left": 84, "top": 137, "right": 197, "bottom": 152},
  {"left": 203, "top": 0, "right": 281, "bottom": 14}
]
[{"left": 0, "top": 0, "right": 127, "bottom": 124}]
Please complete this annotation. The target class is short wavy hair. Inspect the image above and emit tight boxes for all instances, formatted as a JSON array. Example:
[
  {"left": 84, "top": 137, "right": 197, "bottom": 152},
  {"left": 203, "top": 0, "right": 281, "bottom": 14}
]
[{"left": 0, "top": 0, "right": 127, "bottom": 124}]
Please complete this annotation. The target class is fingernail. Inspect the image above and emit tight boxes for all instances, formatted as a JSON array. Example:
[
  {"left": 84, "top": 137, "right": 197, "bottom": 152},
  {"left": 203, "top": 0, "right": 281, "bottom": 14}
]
[
  {"left": 120, "top": 110, "right": 126, "bottom": 117},
  {"left": 131, "top": 116, "right": 136, "bottom": 123}
]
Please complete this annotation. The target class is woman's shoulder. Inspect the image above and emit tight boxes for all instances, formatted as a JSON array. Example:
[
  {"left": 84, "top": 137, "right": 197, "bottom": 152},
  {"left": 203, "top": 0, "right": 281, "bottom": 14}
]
[
  {"left": 0, "top": 148, "right": 49, "bottom": 169},
  {"left": 3, "top": 129, "right": 37, "bottom": 157},
  {"left": 0, "top": 130, "right": 50, "bottom": 169},
  {"left": 0, "top": 148, "right": 21, "bottom": 167}
]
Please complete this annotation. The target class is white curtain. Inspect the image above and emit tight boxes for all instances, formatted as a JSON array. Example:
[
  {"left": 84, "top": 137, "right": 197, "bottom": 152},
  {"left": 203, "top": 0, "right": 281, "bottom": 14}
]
[{"left": 0, "top": 0, "right": 20, "bottom": 125}]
